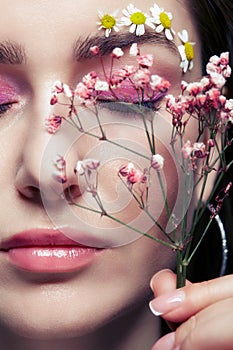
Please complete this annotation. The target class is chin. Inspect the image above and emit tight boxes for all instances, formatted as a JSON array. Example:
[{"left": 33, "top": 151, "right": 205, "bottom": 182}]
[{"left": 1, "top": 315, "right": 99, "bottom": 340}]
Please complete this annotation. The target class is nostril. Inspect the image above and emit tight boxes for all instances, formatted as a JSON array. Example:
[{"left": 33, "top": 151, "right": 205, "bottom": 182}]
[
  {"left": 63, "top": 184, "right": 82, "bottom": 203},
  {"left": 17, "top": 185, "right": 43, "bottom": 204}
]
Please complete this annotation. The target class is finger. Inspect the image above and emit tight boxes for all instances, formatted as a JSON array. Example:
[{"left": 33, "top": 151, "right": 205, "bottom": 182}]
[
  {"left": 152, "top": 298, "right": 233, "bottom": 350},
  {"left": 149, "top": 274, "right": 233, "bottom": 323},
  {"left": 149, "top": 269, "right": 191, "bottom": 331},
  {"left": 150, "top": 269, "right": 192, "bottom": 297},
  {"left": 175, "top": 297, "right": 233, "bottom": 350}
]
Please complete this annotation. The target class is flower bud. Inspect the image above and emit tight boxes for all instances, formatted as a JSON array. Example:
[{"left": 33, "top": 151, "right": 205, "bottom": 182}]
[{"left": 151, "top": 154, "right": 164, "bottom": 170}]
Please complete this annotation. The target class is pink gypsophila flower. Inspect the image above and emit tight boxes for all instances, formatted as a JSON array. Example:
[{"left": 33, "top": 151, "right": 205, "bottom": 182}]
[
  {"left": 182, "top": 140, "right": 193, "bottom": 159},
  {"left": 127, "top": 168, "right": 147, "bottom": 185},
  {"left": 119, "top": 163, "right": 147, "bottom": 185},
  {"left": 90, "top": 46, "right": 100, "bottom": 55},
  {"left": 63, "top": 83, "right": 73, "bottom": 98},
  {"left": 137, "top": 54, "right": 153, "bottom": 68},
  {"left": 222, "top": 65, "right": 232, "bottom": 79},
  {"left": 207, "top": 139, "right": 215, "bottom": 148},
  {"left": 224, "top": 99, "right": 233, "bottom": 123},
  {"left": 129, "top": 43, "right": 140, "bottom": 56},
  {"left": 75, "top": 159, "right": 100, "bottom": 176},
  {"left": 150, "top": 75, "right": 170, "bottom": 93},
  {"left": 151, "top": 154, "right": 164, "bottom": 170},
  {"left": 82, "top": 71, "right": 98, "bottom": 89},
  {"left": 119, "top": 162, "right": 135, "bottom": 177},
  {"left": 192, "top": 142, "right": 207, "bottom": 158},
  {"left": 166, "top": 95, "right": 186, "bottom": 127},
  {"left": 52, "top": 80, "right": 64, "bottom": 94},
  {"left": 50, "top": 94, "right": 58, "bottom": 105},
  {"left": 45, "top": 115, "right": 62, "bottom": 134},
  {"left": 53, "top": 155, "right": 67, "bottom": 183},
  {"left": 206, "top": 88, "right": 221, "bottom": 109},
  {"left": 132, "top": 68, "right": 150, "bottom": 88},
  {"left": 220, "top": 52, "right": 229, "bottom": 66},
  {"left": 112, "top": 47, "right": 124, "bottom": 58},
  {"left": 209, "top": 72, "right": 226, "bottom": 89},
  {"left": 185, "top": 82, "right": 203, "bottom": 96},
  {"left": 94, "top": 80, "right": 109, "bottom": 91},
  {"left": 75, "top": 82, "right": 92, "bottom": 99}
]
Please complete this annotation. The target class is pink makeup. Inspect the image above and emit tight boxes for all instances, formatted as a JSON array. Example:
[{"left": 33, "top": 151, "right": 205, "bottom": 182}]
[
  {"left": 0, "top": 79, "right": 19, "bottom": 110},
  {"left": 0, "top": 229, "right": 104, "bottom": 273}
]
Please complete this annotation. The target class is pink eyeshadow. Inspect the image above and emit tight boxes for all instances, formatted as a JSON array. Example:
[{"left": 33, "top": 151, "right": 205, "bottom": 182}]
[{"left": 0, "top": 83, "right": 17, "bottom": 103}]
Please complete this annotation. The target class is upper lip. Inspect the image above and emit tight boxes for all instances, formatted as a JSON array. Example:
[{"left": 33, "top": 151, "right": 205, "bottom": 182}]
[{"left": 0, "top": 228, "right": 89, "bottom": 251}]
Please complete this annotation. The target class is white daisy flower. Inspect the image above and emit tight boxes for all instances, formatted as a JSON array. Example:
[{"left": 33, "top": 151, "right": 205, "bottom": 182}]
[
  {"left": 120, "top": 4, "right": 155, "bottom": 36},
  {"left": 178, "top": 29, "right": 195, "bottom": 73},
  {"left": 97, "top": 10, "right": 120, "bottom": 37},
  {"left": 150, "top": 4, "right": 175, "bottom": 40}
]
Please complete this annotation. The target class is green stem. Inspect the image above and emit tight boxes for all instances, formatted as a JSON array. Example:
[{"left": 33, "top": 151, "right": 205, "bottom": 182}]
[
  {"left": 71, "top": 200, "right": 177, "bottom": 250},
  {"left": 185, "top": 216, "right": 213, "bottom": 264},
  {"left": 156, "top": 171, "right": 178, "bottom": 241},
  {"left": 176, "top": 249, "right": 187, "bottom": 288},
  {"left": 94, "top": 104, "right": 106, "bottom": 139}
]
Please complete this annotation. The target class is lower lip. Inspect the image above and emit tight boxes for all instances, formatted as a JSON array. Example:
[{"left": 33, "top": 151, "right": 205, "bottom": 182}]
[{"left": 7, "top": 246, "right": 101, "bottom": 273}]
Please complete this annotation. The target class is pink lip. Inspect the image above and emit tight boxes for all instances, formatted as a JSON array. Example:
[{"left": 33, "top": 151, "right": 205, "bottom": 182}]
[{"left": 0, "top": 229, "right": 103, "bottom": 273}]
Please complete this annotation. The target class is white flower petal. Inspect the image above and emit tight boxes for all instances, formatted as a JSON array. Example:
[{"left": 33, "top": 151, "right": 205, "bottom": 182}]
[
  {"left": 178, "top": 45, "right": 186, "bottom": 60},
  {"left": 156, "top": 24, "right": 164, "bottom": 33},
  {"left": 136, "top": 24, "right": 145, "bottom": 36},
  {"left": 153, "top": 18, "right": 160, "bottom": 24},
  {"left": 122, "top": 9, "right": 130, "bottom": 17},
  {"left": 167, "top": 12, "right": 173, "bottom": 20},
  {"left": 145, "top": 19, "right": 155, "bottom": 29},
  {"left": 171, "top": 28, "right": 176, "bottom": 35},
  {"left": 178, "top": 29, "right": 189, "bottom": 43},
  {"left": 112, "top": 9, "right": 119, "bottom": 17},
  {"left": 113, "top": 26, "right": 120, "bottom": 32},
  {"left": 165, "top": 28, "right": 173, "bottom": 40},
  {"left": 129, "top": 23, "right": 136, "bottom": 33},
  {"left": 189, "top": 60, "right": 194, "bottom": 70},
  {"left": 150, "top": 3, "right": 160, "bottom": 16},
  {"left": 182, "top": 29, "right": 189, "bottom": 42},
  {"left": 121, "top": 17, "right": 131, "bottom": 25},
  {"left": 98, "top": 10, "right": 104, "bottom": 17},
  {"left": 182, "top": 60, "right": 189, "bottom": 73},
  {"left": 128, "top": 4, "right": 136, "bottom": 14}
]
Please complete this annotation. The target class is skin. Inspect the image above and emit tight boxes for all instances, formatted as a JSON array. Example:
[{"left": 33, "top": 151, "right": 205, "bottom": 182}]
[
  {"left": 0, "top": 1, "right": 232, "bottom": 349},
  {"left": 150, "top": 270, "right": 233, "bottom": 350}
]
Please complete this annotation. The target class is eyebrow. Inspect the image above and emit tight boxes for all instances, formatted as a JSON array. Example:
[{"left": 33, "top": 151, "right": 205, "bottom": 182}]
[
  {"left": 73, "top": 32, "right": 179, "bottom": 61},
  {"left": 0, "top": 40, "right": 26, "bottom": 65}
]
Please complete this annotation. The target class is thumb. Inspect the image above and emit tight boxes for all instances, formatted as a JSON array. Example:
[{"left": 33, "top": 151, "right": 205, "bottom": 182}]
[{"left": 150, "top": 269, "right": 192, "bottom": 296}]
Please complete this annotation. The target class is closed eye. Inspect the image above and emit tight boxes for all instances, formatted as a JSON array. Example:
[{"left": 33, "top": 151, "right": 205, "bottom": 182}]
[
  {"left": 0, "top": 102, "right": 14, "bottom": 115},
  {"left": 97, "top": 96, "right": 163, "bottom": 115}
]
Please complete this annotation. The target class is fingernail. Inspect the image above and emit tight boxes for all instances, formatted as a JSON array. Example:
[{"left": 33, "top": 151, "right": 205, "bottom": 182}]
[
  {"left": 149, "top": 290, "right": 185, "bottom": 316},
  {"left": 152, "top": 332, "right": 177, "bottom": 350}
]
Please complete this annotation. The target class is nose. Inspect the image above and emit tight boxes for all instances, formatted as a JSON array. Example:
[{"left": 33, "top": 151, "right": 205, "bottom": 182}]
[{"left": 14, "top": 92, "right": 81, "bottom": 206}]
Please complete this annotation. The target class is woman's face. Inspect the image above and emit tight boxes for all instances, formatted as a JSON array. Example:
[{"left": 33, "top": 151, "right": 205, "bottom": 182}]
[{"left": 0, "top": 0, "right": 201, "bottom": 339}]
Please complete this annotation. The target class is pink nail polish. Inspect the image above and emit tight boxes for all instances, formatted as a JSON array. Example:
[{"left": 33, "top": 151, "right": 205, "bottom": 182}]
[{"left": 149, "top": 290, "right": 185, "bottom": 316}]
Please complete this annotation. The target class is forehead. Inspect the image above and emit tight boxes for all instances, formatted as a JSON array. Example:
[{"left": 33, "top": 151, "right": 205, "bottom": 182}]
[
  {"left": 0, "top": 0, "right": 200, "bottom": 80},
  {"left": 0, "top": 0, "right": 195, "bottom": 43}
]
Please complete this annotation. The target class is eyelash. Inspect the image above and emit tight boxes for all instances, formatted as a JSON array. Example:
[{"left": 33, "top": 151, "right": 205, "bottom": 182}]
[
  {"left": 97, "top": 98, "right": 162, "bottom": 115},
  {"left": 0, "top": 102, "right": 14, "bottom": 115}
]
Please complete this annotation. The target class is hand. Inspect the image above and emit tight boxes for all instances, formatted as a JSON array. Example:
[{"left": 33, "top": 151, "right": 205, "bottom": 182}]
[{"left": 149, "top": 269, "right": 233, "bottom": 350}]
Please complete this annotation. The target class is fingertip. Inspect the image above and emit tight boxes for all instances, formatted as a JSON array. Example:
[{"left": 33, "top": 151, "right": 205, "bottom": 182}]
[{"left": 150, "top": 269, "right": 177, "bottom": 294}]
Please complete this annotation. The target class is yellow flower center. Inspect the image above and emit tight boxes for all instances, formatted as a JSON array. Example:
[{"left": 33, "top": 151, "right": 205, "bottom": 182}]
[
  {"left": 184, "top": 42, "right": 194, "bottom": 61},
  {"left": 159, "top": 12, "right": 171, "bottom": 29},
  {"left": 101, "top": 14, "right": 116, "bottom": 29},
  {"left": 130, "top": 11, "right": 146, "bottom": 25}
]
